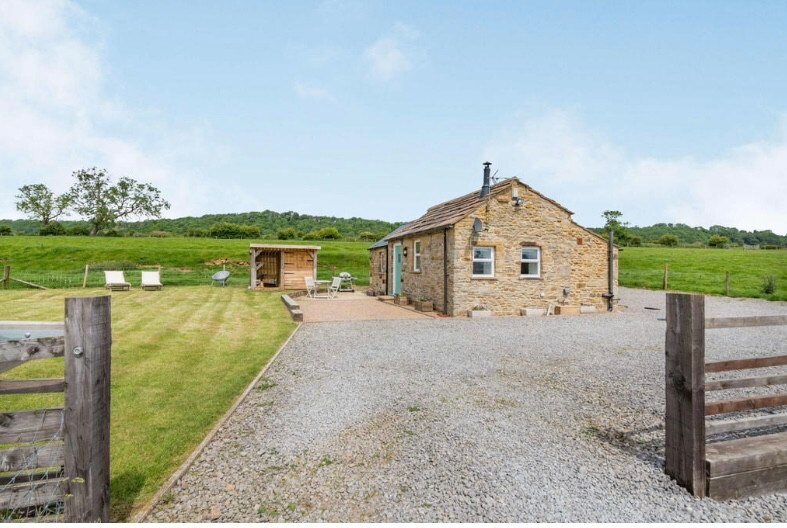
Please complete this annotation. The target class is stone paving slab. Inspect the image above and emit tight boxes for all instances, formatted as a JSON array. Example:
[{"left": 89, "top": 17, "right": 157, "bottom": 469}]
[{"left": 298, "top": 296, "right": 432, "bottom": 322}]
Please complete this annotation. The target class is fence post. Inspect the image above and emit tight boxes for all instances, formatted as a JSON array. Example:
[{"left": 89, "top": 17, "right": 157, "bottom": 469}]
[
  {"left": 64, "top": 296, "right": 111, "bottom": 522},
  {"left": 725, "top": 271, "right": 730, "bottom": 296},
  {"left": 665, "top": 292, "right": 706, "bottom": 497},
  {"left": 2, "top": 265, "right": 9, "bottom": 289},
  {"left": 82, "top": 265, "right": 90, "bottom": 289},
  {"left": 662, "top": 263, "right": 669, "bottom": 290}
]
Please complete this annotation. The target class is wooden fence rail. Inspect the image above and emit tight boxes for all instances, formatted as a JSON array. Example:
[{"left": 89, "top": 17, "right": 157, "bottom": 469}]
[
  {"left": 665, "top": 292, "right": 787, "bottom": 499},
  {"left": 0, "top": 296, "right": 111, "bottom": 522}
]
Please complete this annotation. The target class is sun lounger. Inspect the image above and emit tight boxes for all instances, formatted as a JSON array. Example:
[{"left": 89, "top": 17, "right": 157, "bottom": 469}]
[
  {"left": 141, "top": 270, "right": 163, "bottom": 290},
  {"left": 104, "top": 270, "right": 131, "bottom": 291}
]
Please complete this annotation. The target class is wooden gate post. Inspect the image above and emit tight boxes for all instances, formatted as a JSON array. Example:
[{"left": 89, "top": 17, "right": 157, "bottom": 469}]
[
  {"left": 64, "top": 296, "right": 111, "bottom": 522},
  {"left": 665, "top": 292, "right": 706, "bottom": 497},
  {"left": 2, "top": 265, "right": 9, "bottom": 289}
]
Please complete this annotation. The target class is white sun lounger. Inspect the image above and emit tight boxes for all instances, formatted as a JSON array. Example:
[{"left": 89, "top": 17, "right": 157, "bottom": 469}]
[
  {"left": 104, "top": 270, "right": 131, "bottom": 291},
  {"left": 141, "top": 270, "right": 163, "bottom": 291}
]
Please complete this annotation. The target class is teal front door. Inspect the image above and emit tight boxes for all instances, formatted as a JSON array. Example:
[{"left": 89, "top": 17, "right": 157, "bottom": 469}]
[{"left": 392, "top": 243, "right": 402, "bottom": 295}]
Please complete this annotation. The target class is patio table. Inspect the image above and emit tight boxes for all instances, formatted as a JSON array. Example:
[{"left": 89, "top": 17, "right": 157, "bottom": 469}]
[{"left": 314, "top": 279, "right": 331, "bottom": 298}]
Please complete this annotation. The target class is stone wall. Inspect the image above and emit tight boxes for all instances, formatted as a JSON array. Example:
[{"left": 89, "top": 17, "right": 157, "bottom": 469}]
[
  {"left": 397, "top": 230, "right": 448, "bottom": 312},
  {"left": 368, "top": 248, "right": 387, "bottom": 295},
  {"left": 449, "top": 181, "right": 616, "bottom": 316}
]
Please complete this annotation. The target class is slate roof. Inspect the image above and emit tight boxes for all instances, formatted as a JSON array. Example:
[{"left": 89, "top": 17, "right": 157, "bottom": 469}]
[
  {"left": 368, "top": 222, "right": 410, "bottom": 250},
  {"left": 371, "top": 177, "right": 590, "bottom": 245}
]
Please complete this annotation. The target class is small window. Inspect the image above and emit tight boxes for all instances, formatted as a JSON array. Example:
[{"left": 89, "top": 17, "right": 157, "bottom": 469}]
[
  {"left": 413, "top": 240, "right": 422, "bottom": 272},
  {"left": 472, "top": 246, "right": 494, "bottom": 277},
  {"left": 379, "top": 253, "right": 386, "bottom": 273},
  {"left": 520, "top": 247, "right": 540, "bottom": 277}
]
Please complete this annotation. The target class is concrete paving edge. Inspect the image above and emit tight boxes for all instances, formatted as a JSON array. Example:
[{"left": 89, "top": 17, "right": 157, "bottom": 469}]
[{"left": 130, "top": 322, "right": 304, "bottom": 522}]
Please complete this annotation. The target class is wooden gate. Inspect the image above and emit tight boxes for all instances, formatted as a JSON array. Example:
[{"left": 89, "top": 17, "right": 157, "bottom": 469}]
[
  {"left": 665, "top": 292, "right": 787, "bottom": 499},
  {"left": 0, "top": 296, "right": 111, "bottom": 522}
]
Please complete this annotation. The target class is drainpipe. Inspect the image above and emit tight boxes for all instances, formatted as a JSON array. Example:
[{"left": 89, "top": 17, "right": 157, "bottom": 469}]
[
  {"left": 603, "top": 229, "right": 615, "bottom": 312},
  {"left": 443, "top": 227, "right": 449, "bottom": 315},
  {"left": 385, "top": 245, "right": 389, "bottom": 295}
]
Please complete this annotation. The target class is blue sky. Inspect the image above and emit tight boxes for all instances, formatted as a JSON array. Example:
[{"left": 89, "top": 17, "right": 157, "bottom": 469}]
[{"left": 1, "top": 0, "right": 786, "bottom": 232}]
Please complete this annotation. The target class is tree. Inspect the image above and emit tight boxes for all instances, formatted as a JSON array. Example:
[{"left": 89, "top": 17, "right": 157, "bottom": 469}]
[
  {"left": 708, "top": 235, "right": 729, "bottom": 248},
  {"left": 15, "top": 184, "right": 72, "bottom": 225},
  {"left": 601, "top": 210, "right": 631, "bottom": 246},
  {"left": 0, "top": 225, "right": 12, "bottom": 236},
  {"left": 658, "top": 234, "right": 679, "bottom": 247},
  {"left": 68, "top": 168, "right": 170, "bottom": 235}
]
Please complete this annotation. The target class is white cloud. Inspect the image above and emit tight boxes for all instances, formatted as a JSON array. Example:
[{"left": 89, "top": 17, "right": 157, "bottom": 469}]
[
  {"left": 363, "top": 23, "right": 420, "bottom": 82},
  {"left": 0, "top": 0, "right": 223, "bottom": 220},
  {"left": 293, "top": 81, "right": 335, "bottom": 102},
  {"left": 484, "top": 111, "right": 787, "bottom": 233}
]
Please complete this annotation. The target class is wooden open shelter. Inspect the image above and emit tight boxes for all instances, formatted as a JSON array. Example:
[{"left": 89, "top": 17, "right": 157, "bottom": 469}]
[{"left": 249, "top": 244, "right": 320, "bottom": 290}]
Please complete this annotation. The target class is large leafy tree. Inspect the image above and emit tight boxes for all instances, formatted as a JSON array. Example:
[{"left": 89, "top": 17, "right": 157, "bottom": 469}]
[
  {"left": 601, "top": 210, "right": 631, "bottom": 245},
  {"left": 68, "top": 167, "right": 170, "bottom": 235},
  {"left": 15, "top": 184, "right": 72, "bottom": 225}
]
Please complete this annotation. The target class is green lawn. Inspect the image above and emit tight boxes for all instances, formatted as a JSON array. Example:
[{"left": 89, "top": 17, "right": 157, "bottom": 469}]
[
  {"left": 0, "top": 236, "right": 371, "bottom": 289},
  {"left": 619, "top": 247, "right": 787, "bottom": 301},
  {"left": 0, "top": 286, "right": 297, "bottom": 520}
]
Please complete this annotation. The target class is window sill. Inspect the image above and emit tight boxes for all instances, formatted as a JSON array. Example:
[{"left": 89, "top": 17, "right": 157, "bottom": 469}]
[
  {"left": 519, "top": 276, "right": 542, "bottom": 280},
  {"left": 472, "top": 276, "right": 497, "bottom": 280}
]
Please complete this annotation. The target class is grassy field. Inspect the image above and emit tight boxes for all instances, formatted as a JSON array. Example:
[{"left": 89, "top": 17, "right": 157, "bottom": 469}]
[
  {"left": 619, "top": 247, "right": 787, "bottom": 301},
  {"left": 0, "top": 236, "right": 371, "bottom": 289},
  {"left": 2, "top": 235, "right": 785, "bottom": 300},
  {"left": 0, "top": 286, "right": 297, "bottom": 520}
]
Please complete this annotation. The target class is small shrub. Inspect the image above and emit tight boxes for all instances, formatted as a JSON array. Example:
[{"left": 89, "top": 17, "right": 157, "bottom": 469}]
[
  {"left": 67, "top": 225, "right": 91, "bottom": 236},
  {"left": 762, "top": 245, "right": 781, "bottom": 250},
  {"left": 0, "top": 225, "right": 12, "bottom": 236},
  {"left": 186, "top": 228, "right": 208, "bottom": 237},
  {"left": 762, "top": 275, "right": 777, "bottom": 295},
  {"left": 657, "top": 234, "right": 679, "bottom": 247},
  {"left": 39, "top": 222, "right": 66, "bottom": 236},
  {"left": 276, "top": 227, "right": 300, "bottom": 240},
  {"left": 149, "top": 230, "right": 171, "bottom": 238},
  {"left": 708, "top": 235, "right": 729, "bottom": 248},
  {"left": 628, "top": 235, "right": 642, "bottom": 247}
]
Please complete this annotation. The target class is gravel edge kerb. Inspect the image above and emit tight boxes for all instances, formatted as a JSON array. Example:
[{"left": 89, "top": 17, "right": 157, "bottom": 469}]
[{"left": 130, "top": 322, "right": 303, "bottom": 522}]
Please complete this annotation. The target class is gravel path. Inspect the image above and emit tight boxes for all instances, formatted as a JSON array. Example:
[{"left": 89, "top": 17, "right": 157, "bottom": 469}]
[{"left": 148, "top": 288, "right": 787, "bottom": 522}]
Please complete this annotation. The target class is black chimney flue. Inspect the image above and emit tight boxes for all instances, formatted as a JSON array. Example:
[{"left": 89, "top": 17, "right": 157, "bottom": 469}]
[{"left": 480, "top": 162, "right": 491, "bottom": 198}]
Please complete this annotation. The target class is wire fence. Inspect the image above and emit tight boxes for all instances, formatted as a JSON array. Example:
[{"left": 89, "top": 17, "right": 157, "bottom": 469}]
[
  {"left": 0, "top": 410, "right": 66, "bottom": 521},
  {"left": 4, "top": 264, "right": 246, "bottom": 290}
]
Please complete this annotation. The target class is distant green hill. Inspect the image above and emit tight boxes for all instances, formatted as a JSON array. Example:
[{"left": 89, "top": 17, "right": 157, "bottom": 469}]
[
  {"left": 589, "top": 223, "right": 786, "bottom": 247},
  {"left": 2, "top": 210, "right": 784, "bottom": 247},
  {"left": 0, "top": 210, "right": 404, "bottom": 241}
]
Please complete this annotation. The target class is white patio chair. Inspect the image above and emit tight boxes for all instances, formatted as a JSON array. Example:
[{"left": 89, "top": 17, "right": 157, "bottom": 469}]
[
  {"left": 304, "top": 276, "right": 317, "bottom": 298},
  {"left": 141, "top": 270, "right": 163, "bottom": 291},
  {"left": 328, "top": 276, "right": 342, "bottom": 298},
  {"left": 104, "top": 271, "right": 131, "bottom": 291}
]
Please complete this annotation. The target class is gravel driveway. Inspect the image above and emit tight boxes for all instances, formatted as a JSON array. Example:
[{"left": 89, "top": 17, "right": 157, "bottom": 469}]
[{"left": 148, "top": 288, "right": 787, "bottom": 522}]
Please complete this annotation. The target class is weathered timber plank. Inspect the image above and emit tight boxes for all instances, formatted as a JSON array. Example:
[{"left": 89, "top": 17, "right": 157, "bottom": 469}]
[
  {"left": 0, "top": 408, "right": 64, "bottom": 444},
  {"left": 0, "top": 378, "right": 65, "bottom": 395},
  {"left": 706, "top": 393, "right": 787, "bottom": 415},
  {"left": 706, "top": 354, "right": 787, "bottom": 373},
  {"left": 706, "top": 431, "right": 787, "bottom": 476},
  {"left": 664, "top": 293, "right": 706, "bottom": 496},
  {"left": 0, "top": 468, "right": 63, "bottom": 486},
  {"left": 706, "top": 374, "right": 787, "bottom": 391},
  {"left": 63, "top": 295, "right": 111, "bottom": 523},
  {"left": 707, "top": 463, "right": 787, "bottom": 500},
  {"left": 706, "top": 315, "right": 787, "bottom": 329},
  {"left": 0, "top": 442, "right": 64, "bottom": 473},
  {"left": 706, "top": 413, "right": 787, "bottom": 435},
  {"left": 0, "top": 478, "right": 65, "bottom": 510},
  {"left": 0, "top": 337, "right": 65, "bottom": 373}
]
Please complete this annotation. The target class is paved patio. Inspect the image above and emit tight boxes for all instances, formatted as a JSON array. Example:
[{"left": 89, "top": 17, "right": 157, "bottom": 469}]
[{"left": 297, "top": 292, "right": 434, "bottom": 322}]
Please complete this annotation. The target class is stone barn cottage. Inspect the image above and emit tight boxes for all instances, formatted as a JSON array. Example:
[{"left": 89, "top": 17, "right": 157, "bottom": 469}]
[{"left": 368, "top": 163, "right": 617, "bottom": 316}]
